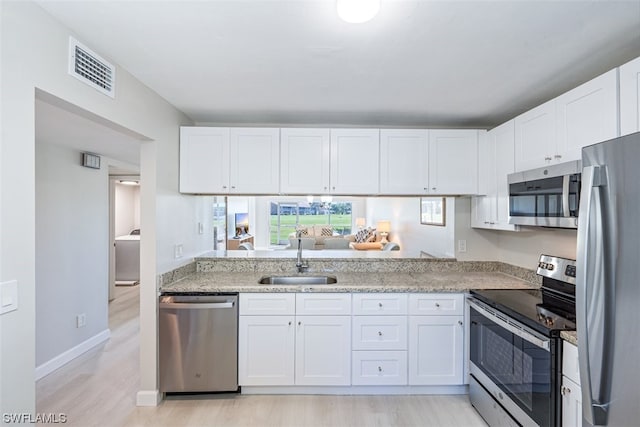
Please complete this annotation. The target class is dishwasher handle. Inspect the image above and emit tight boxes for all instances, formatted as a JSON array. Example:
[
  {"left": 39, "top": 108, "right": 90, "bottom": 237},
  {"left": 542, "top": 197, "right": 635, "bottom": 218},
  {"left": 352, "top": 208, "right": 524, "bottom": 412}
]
[{"left": 159, "top": 301, "right": 235, "bottom": 310}]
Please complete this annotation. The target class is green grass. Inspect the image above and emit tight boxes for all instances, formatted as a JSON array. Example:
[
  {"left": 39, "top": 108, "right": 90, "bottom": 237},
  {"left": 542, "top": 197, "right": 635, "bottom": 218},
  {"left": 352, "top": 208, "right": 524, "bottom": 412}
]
[{"left": 269, "top": 214, "right": 352, "bottom": 244}]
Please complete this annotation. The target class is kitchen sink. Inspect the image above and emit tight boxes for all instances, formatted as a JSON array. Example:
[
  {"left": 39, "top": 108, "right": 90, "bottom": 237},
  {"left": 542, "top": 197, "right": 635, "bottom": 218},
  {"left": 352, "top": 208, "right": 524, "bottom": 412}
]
[{"left": 257, "top": 275, "right": 338, "bottom": 285}]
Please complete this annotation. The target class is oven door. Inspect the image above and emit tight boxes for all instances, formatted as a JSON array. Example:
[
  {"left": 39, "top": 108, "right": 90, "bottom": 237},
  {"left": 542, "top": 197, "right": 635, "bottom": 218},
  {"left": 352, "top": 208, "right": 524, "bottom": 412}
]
[{"left": 468, "top": 299, "right": 555, "bottom": 427}]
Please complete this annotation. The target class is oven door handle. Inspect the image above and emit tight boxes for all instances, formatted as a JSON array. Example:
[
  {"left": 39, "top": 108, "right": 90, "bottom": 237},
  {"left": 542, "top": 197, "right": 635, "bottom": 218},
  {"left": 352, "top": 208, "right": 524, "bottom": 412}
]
[{"left": 467, "top": 298, "right": 551, "bottom": 352}]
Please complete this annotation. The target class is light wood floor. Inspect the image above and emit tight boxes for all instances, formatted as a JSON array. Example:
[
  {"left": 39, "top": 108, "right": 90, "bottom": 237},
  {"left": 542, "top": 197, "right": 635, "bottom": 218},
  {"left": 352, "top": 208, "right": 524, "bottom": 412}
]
[{"left": 37, "top": 286, "right": 487, "bottom": 427}]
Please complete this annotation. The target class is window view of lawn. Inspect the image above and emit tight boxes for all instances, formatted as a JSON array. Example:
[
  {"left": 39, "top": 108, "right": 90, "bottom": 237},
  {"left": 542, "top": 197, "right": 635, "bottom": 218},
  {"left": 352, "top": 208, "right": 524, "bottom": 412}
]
[{"left": 270, "top": 202, "right": 352, "bottom": 245}]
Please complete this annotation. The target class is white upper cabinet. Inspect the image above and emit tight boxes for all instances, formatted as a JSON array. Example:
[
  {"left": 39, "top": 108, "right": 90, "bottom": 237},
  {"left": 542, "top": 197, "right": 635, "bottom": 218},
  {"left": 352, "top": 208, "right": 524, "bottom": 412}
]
[
  {"left": 428, "top": 130, "right": 479, "bottom": 195},
  {"left": 379, "top": 129, "right": 429, "bottom": 194},
  {"left": 472, "top": 120, "right": 518, "bottom": 231},
  {"left": 515, "top": 70, "right": 618, "bottom": 171},
  {"left": 514, "top": 99, "right": 557, "bottom": 171},
  {"left": 280, "top": 128, "right": 331, "bottom": 194},
  {"left": 229, "top": 128, "right": 280, "bottom": 194},
  {"left": 179, "top": 126, "right": 230, "bottom": 193},
  {"left": 555, "top": 69, "right": 618, "bottom": 160},
  {"left": 180, "top": 126, "right": 279, "bottom": 194},
  {"left": 330, "top": 129, "right": 380, "bottom": 194},
  {"left": 620, "top": 56, "right": 640, "bottom": 136}
]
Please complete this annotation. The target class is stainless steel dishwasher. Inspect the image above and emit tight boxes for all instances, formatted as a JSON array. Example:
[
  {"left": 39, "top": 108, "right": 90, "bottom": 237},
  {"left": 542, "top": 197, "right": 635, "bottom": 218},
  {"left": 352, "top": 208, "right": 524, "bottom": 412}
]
[{"left": 159, "top": 293, "right": 238, "bottom": 393}]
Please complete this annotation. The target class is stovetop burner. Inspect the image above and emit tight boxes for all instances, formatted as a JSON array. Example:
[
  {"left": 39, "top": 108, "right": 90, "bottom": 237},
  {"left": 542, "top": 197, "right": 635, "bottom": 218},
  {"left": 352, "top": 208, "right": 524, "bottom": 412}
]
[{"left": 471, "top": 255, "right": 577, "bottom": 336}]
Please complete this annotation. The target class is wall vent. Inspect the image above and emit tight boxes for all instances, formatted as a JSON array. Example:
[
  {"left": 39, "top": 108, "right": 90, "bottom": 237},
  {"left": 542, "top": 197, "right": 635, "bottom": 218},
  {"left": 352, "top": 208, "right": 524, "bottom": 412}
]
[{"left": 68, "top": 36, "right": 116, "bottom": 98}]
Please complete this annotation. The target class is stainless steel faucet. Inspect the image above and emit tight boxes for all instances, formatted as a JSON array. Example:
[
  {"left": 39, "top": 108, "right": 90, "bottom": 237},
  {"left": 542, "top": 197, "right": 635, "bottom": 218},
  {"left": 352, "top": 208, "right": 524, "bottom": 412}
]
[{"left": 295, "top": 229, "right": 309, "bottom": 273}]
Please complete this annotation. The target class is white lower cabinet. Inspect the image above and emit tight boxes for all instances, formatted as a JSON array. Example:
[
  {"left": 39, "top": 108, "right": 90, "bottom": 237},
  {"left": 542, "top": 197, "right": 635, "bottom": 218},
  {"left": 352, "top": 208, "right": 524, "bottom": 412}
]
[
  {"left": 295, "top": 315, "right": 351, "bottom": 386},
  {"left": 238, "top": 315, "right": 295, "bottom": 385},
  {"left": 408, "top": 293, "right": 465, "bottom": 385},
  {"left": 562, "top": 341, "right": 582, "bottom": 427},
  {"left": 239, "top": 292, "right": 466, "bottom": 390},
  {"left": 408, "top": 315, "right": 464, "bottom": 385},
  {"left": 238, "top": 293, "right": 351, "bottom": 387}
]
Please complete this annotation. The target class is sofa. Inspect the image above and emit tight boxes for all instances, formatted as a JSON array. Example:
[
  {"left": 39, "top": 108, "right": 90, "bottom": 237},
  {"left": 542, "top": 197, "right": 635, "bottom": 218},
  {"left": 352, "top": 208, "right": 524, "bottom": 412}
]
[
  {"left": 287, "top": 225, "right": 352, "bottom": 250},
  {"left": 286, "top": 225, "right": 396, "bottom": 250}
]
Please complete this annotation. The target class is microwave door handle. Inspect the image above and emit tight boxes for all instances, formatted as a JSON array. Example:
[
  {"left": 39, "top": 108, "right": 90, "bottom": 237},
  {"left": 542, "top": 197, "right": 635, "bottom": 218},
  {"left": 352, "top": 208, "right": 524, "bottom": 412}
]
[
  {"left": 562, "top": 174, "right": 571, "bottom": 217},
  {"left": 577, "top": 165, "right": 611, "bottom": 426}
]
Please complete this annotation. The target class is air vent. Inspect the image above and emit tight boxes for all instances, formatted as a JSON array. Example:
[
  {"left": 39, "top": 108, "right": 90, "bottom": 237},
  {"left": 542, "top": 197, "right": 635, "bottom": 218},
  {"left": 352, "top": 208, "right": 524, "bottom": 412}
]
[{"left": 68, "top": 37, "right": 116, "bottom": 98}]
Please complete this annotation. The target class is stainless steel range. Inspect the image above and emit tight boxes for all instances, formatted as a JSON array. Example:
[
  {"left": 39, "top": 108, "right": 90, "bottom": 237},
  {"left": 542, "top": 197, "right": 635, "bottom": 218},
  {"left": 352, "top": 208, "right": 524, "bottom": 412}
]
[{"left": 468, "top": 255, "right": 577, "bottom": 427}]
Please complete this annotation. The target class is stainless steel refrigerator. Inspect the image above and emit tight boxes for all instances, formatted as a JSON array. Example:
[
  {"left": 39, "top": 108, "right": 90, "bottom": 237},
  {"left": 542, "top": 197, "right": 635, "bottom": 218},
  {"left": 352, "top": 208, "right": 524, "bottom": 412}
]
[{"left": 577, "top": 131, "right": 640, "bottom": 426}]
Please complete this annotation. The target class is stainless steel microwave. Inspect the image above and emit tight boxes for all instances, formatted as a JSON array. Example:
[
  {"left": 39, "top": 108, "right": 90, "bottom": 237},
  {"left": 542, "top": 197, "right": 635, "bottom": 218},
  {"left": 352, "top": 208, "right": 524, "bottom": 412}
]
[{"left": 507, "top": 160, "right": 581, "bottom": 228}]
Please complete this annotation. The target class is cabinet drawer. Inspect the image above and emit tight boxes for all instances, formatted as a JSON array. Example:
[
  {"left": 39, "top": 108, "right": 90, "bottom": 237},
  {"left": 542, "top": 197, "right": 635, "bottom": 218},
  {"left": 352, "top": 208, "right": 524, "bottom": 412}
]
[
  {"left": 563, "top": 341, "right": 580, "bottom": 385},
  {"left": 409, "top": 293, "right": 464, "bottom": 316},
  {"left": 352, "top": 293, "right": 408, "bottom": 315},
  {"left": 352, "top": 316, "right": 407, "bottom": 350},
  {"left": 352, "top": 351, "right": 408, "bottom": 385},
  {"left": 240, "top": 293, "right": 295, "bottom": 315},
  {"left": 296, "top": 293, "right": 351, "bottom": 315}
]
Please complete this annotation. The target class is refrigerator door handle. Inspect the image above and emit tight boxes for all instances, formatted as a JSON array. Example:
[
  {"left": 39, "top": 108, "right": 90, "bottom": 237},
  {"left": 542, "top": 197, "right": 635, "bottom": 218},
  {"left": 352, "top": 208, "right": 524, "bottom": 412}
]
[{"left": 577, "top": 165, "right": 610, "bottom": 426}]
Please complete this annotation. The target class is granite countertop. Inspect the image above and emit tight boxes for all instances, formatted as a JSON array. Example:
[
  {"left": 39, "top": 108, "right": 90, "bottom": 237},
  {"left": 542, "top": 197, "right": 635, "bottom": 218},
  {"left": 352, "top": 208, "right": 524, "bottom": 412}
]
[
  {"left": 160, "top": 271, "right": 537, "bottom": 294},
  {"left": 561, "top": 331, "right": 578, "bottom": 346}
]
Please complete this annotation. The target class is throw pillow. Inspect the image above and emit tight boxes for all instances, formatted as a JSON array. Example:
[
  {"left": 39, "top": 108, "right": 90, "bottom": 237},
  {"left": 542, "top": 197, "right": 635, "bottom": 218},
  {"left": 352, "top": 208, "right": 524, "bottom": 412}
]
[
  {"left": 366, "top": 228, "right": 377, "bottom": 242},
  {"left": 355, "top": 227, "right": 375, "bottom": 243},
  {"left": 320, "top": 226, "right": 333, "bottom": 237},
  {"left": 297, "top": 227, "right": 309, "bottom": 236}
]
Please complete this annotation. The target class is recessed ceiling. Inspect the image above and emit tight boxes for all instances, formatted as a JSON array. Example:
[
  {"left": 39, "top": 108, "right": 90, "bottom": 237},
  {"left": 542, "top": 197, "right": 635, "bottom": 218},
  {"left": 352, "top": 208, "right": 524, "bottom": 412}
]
[{"left": 37, "top": 0, "right": 640, "bottom": 128}]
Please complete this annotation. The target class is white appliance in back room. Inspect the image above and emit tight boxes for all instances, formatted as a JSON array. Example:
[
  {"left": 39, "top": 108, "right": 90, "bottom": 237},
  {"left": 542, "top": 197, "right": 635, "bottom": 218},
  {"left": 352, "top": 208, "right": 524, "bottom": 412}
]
[{"left": 114, "top": 179, "right": 140, "bottom": 285}]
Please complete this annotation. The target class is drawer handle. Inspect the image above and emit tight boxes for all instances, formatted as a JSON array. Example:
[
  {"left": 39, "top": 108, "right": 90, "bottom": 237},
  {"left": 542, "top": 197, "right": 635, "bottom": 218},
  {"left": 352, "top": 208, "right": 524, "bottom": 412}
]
[
  {"left": 378, "top": 366, "right": 382, "bottom": 372},
  {"left": 378, "top": 302, "right": 383, "bottom": 308},
  {"left": 288, "top": 321, "right": 292, "bottom": 326},
  {"left": 458, "top": 320, "right": 463, "bottom": 326},
  {"left": 298, "top": 321, "right": 302, "bottom": 326},
  {"left": 378, "top": 331, "right": 383, "bottom": 336},
  {"left": 435, "top": 303, "right": 440, "bottom": 308}
]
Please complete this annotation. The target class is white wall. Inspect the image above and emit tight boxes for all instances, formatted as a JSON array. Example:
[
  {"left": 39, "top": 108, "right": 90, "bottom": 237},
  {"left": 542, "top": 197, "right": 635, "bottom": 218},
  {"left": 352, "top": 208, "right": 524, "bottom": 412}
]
[
  {"left": 0, "top": 1, "right": 206, "bottom": 413},
  {"left": 496, "top": 228, "right": 577, "bottom": 268},
  {"left": 35, "top": 142, "right": 109, "bottom": 367},
  {"left": 453, "top": 197, "right": 577, "bottom": 267},
  {"left": 115, "top": 183, "right": 140, "bottom": 237},
  {"left": 365, "top": 197, "right": 456, "bottom": 257},
  {"left": 453, "top": 197, "right": 499, "bottom": 261}
]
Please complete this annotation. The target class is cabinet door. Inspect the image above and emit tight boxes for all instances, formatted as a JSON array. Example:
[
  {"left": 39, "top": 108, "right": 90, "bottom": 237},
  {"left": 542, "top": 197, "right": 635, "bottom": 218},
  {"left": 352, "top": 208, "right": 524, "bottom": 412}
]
[
  {"left": 428, "top": 130, "right": 479, "bottom": 195},
  {"left": 295, "top": 315, "right": 351, "bottom": 385},
  {"left": 229, "top": 128, "right": 280, "bottom": 194},
  {"left": 179, "top": 126, "right": 230, "bottom": 193},
  {"left": 620, "top": 56, "right": 640, "bottom": 136},
  {"left": 514, "top": 100, "right": 556, "bottom": 171},
  {"left": 330, "top": 129, "right": 380, "bottom": 194},
  {"left": 494, "top": 120, "right": 517, "bottom": 229},
  {"left": 238, "top": 315, "right": 295, "bottom": 386},
  {"left": 556, "top": 69, "right": 618, "bottom": 162},
  {"left": 562, "top": 376, "right": 583, "bottom": 427},
  {"left": 280, "top": 128, "right": 330, "bottom": 194},
  {"left": 379, "top": 129, "right": 429, "bottom": 194},
  {"left": 472, "top": 128, "right": 497, "bottom": 228},
  {"left": 408, "top": 315, "right": 464, "bottom": 385}
]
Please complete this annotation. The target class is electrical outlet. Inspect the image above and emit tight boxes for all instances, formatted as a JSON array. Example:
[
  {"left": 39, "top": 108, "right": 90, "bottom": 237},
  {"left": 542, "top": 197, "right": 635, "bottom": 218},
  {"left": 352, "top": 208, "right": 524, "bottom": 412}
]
[
  {"left": 76, "top": 313, "right": 86, "bottom": 328},
  {"left": 174, "top": 244, "right": 184, "bottom": 259},
  {"left": 458, "top": 239, "right": 467, "bottom": 253},
  {"left": 198, "top": 222, "right": 204, "bottom": 234}
]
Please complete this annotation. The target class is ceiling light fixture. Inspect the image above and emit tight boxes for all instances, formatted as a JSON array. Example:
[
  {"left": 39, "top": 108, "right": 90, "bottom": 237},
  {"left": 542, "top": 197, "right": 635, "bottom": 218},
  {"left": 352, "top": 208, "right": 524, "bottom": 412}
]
[
  {"left": 119, "top": 180, "right": 139, "bottom": 186},
  {"left": 337, "top": 0, "right": 380, "bottom": 24}
]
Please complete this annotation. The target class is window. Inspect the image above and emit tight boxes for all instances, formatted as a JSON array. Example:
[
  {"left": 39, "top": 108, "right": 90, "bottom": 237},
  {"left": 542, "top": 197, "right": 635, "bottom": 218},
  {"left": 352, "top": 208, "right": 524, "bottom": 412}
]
[{"left": 269, "top": 201, "right": 353, "bottom": 246}]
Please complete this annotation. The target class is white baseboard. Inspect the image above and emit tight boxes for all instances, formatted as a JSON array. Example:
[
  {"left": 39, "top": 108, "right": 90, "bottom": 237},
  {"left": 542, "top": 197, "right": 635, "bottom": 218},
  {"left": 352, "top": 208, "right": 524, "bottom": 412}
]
[
  {"left": 35, "top": 329, "right": 111, "bottom": 380},
  {"left": 241, "top": 385, "right": 468, "bottom": 395},
  {"left": 136, "top": 390, "right": 162, "bottom": 406}
]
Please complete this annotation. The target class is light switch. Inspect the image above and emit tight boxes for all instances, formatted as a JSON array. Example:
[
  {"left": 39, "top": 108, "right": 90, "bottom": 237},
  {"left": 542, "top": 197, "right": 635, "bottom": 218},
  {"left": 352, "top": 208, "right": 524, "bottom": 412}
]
[{"left": 0, "top": 280, "right": 18, "bottom": 315}]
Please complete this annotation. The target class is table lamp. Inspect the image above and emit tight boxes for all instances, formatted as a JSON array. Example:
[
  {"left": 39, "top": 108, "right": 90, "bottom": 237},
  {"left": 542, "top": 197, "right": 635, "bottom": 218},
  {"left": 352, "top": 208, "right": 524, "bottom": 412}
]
[{"left": 377, "top": 220, "right": 391, "bottom": 244}]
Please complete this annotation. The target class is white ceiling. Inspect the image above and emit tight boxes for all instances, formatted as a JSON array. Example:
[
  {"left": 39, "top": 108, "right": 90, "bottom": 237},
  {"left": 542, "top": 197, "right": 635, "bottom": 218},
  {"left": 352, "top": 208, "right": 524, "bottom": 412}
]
[{"left": 37, "top": 0, "right": 640, "bottom": 128}]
